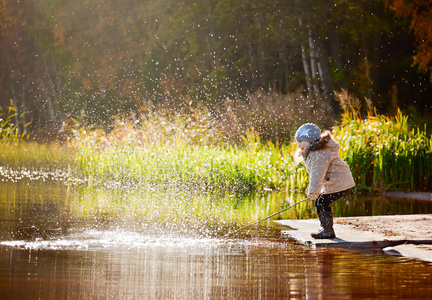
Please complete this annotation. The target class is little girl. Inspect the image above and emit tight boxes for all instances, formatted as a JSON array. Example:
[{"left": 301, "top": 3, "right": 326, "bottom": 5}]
[{"left": 295, "top": 123, "right": 355, "bottom": 239}]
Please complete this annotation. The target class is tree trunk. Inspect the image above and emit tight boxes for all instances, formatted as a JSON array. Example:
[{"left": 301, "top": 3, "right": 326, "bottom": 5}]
[
  {"left": 312, "top": 29, "right": 334, "bottom": 98},
  {"left": 41, "top": 52, "right": 58, "bottom": 125},
  {"left": 308, "top": 29, "right": 320, "bottom": 97},
  {"left": 298, "top": 17, "right": 313, "bottom": 99},
  {"left": 327, "top": 25, "right": 343, "bottom": 72}
]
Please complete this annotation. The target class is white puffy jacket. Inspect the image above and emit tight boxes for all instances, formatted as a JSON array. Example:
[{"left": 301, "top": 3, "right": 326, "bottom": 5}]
[{"left": 303, "top": 139, "right": 355, "bottom": 195}]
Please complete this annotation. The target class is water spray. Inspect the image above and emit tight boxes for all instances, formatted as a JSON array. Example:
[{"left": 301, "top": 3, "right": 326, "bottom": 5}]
[{"left": 224, "top": 196, "right": 310, "bottom": 237}]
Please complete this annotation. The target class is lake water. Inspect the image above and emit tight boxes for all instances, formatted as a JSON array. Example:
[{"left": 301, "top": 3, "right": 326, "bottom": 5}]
[{"left": 1, "top": 172, "right": 432, "bottom": 299}]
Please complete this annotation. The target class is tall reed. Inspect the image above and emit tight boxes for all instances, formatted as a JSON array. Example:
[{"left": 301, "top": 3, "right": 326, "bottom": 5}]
[
  {"left": 62, "top": 109, "right": 309, "bottom": 194},
  {"left": 0, "top": 105, "right": 30, "bottom": 142},
  {"left": 0, "top": 142, "right": 75, "bottom": 170},
  {"left": 219, "top": 89, "right": 333, "bottom": 142},
  {"left": 0, "top": 106, "right": 75, "bottom": 170},
  {"left": 73, "top": 129, "right": 307, "bottom": 194},
  {"left": 333, "top": 91, "right": 432, "bottom": 192},
  {"left": 52, "top": 90, "right": 432, "bottom": 194}
]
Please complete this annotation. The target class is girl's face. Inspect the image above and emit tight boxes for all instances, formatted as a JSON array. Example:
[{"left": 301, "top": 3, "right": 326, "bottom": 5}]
[{"left": 297, "top": 141, "right": 309, "bottom": 151}]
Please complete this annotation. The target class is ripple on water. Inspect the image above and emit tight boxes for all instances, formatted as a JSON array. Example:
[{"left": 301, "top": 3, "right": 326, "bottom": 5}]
[{"left": 0, "top": 229, "right": 284, "bottom": 253}]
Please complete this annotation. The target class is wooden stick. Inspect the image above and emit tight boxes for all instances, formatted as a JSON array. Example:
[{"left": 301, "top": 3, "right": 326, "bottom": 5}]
[{"left": 224, "top": 196, "right": 310, "bottom": 237}]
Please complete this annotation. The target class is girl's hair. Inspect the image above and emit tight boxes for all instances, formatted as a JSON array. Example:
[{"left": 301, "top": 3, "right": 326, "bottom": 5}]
[
  {"left": 301, "top": 130, "right": 333, "bottom": 161},
  {"left": 310, "top": 130, "right": 332, "bottom": 151}
]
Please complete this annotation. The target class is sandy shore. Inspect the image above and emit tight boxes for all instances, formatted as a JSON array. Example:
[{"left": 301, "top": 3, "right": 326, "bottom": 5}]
[
  {"left": 337, "top": 214, "right": 432, "bottom": 262},
  {"left": 336, "top": 214, "right": 432, "bottom": 240},
  {"left": 277, "top": 214, "right": 432, "bottom": 262}
]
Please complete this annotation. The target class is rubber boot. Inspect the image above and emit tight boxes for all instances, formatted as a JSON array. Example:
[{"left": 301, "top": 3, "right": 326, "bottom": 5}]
[{"left": 311, "top": 211, "right": 335, "bottom": 239}]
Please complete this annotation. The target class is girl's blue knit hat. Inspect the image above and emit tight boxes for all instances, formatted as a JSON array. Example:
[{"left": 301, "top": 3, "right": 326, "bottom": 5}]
[{"left": 295, "top": 123, "right": 321, "bottom": 143}]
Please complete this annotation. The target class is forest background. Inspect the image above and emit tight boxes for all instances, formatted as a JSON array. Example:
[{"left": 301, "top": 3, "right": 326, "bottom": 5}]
[{"left": 1, "top": 0, "right": 432, "bottom": 141}]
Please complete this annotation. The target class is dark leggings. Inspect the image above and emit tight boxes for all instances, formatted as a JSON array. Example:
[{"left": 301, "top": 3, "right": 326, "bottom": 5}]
[{"left": 314, "top": 189, "right": 350, "bottom": 214}]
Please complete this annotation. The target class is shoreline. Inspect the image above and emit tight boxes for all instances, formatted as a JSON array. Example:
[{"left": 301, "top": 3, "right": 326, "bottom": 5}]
[
  {"left": 382, "top": 191, "right": 432, "bottom": 201},
  {"left": 277, "top": 214, "right": 432, "bottom": 263}
]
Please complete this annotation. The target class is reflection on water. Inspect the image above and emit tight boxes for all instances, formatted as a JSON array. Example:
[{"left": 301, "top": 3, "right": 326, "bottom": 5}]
[
  {"left": 2, "top": 233, "right": 432, "bottom": 299},
  {"left": 1, "top": 175, "right": 432, "bottom": 299}
]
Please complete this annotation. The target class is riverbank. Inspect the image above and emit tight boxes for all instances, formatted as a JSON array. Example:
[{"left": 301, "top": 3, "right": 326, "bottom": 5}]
[
  {"left": 277, "top": 214, "right": 432, "bottom": 263},
  {"left": 337, "top": 215, "right": 432, "bottom": 262},
  {"left": 382, "top": 191, "right": 432, "bottom": 201}
]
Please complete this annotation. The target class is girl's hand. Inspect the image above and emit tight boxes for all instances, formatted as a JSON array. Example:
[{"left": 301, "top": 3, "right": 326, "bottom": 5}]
[{"left": 310, "top": 193, "right": 320, "bottom": 200}]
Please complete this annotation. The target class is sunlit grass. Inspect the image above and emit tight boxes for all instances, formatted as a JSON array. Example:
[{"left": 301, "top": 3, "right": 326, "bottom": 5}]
[
  {"left": 0, "top": 142, "right": 75, "bottom": 170},
  {"left": 64, "top": 112, "right": 309, "bottom": 194},
  {"left": 2, "top": 96, "right": 431, "bottom": 195},
  {"left": 334, "top": 108, "right": 432, "bottom": 192},
  {"left": 1, "top": 95, "right": 431, "bottom": 238},
  {"left": 76, "top": 134, "right": 306, "bottom": 194},
  {"left": 0, "top": 105, "right": 76, "bottom": 171},
  {"left": 64, "top": 102, "right": 432, "bottom": 194}
]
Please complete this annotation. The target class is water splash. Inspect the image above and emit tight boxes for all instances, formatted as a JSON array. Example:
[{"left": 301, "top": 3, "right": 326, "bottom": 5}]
[{"left": 0, "top": 228, "right": 283, "bottom": 252}]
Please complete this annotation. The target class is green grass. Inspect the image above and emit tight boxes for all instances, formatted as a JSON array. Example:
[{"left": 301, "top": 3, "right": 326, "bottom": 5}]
[
  {"left": 2, "top": 98, "right": 430, "bottom": 233},
  {"left": 75, "top": 131, "right": 307, "bottom": 194},
  {"left": 334, "top": 109, "right": 432, "bottom": 192},
  {"left": 0, "top": 142, "right": 75, "bottom": 170},
  {"left": 1, "top": 104, "right": 431, "bottom": 194},
  {"left": 1, "top": 104, "right": 431, "bottom": 234},
  {"left": 0, "top": 105, "right": 75, "bottom": 171},
  {"left": 59, "top": 105, "right": 431, "bottom": 194}
]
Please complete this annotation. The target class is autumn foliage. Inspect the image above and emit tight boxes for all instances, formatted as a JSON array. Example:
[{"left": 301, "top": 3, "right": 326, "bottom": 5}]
[
  {"left": 0, "top": 0, "right": 431, "bottom": 134},
  {"left": 386, "top": 0, "right": 432, "bottom": 78}
]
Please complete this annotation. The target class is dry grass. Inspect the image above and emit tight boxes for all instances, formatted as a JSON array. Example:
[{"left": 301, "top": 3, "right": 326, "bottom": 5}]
[{"left": 218, "top": 89, "right": 334, "bottom": 142}]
